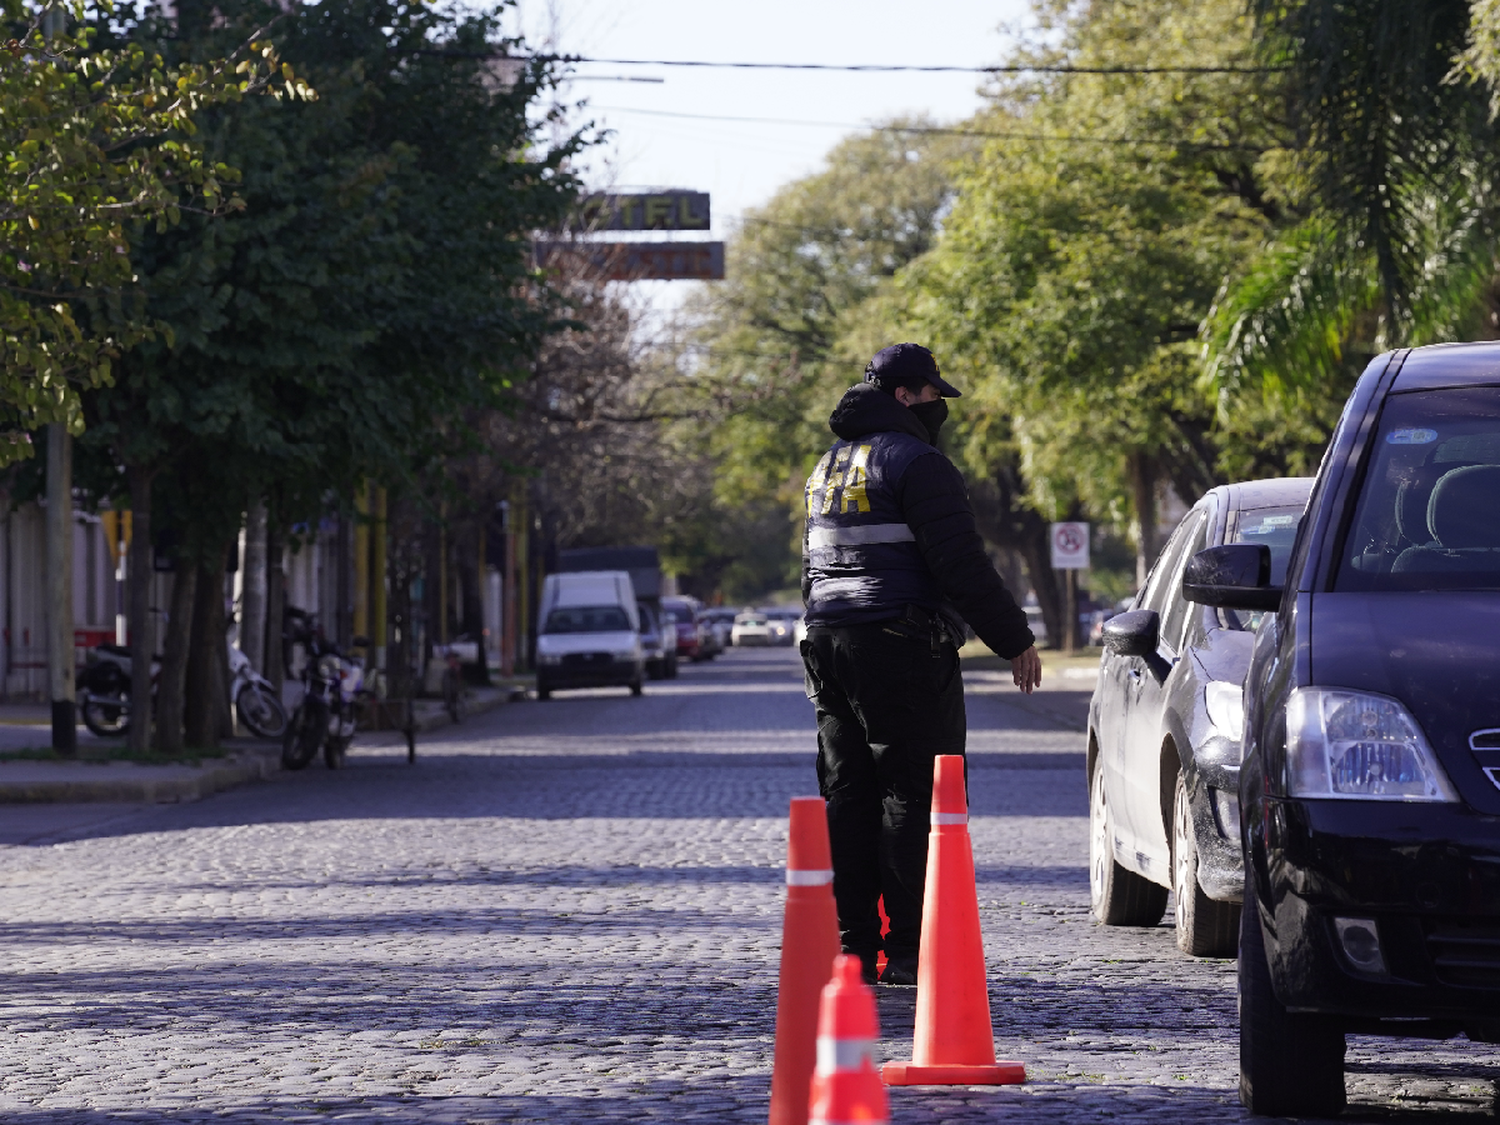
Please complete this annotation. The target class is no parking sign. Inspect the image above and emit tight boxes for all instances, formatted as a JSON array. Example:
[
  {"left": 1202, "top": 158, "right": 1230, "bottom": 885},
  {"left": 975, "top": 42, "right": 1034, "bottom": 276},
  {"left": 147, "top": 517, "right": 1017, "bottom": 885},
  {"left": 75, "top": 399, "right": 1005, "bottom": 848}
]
[{"left": 1050, "top": 522, "right": 1090, "bottom": 569}]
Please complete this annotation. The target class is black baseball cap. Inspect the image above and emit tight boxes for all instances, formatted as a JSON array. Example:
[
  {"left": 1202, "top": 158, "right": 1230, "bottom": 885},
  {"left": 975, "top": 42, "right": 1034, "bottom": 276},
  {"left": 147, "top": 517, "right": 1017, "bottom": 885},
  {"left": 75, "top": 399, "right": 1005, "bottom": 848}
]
[{"left": 863, "top": 343, "right": 962, "bottom": 397}]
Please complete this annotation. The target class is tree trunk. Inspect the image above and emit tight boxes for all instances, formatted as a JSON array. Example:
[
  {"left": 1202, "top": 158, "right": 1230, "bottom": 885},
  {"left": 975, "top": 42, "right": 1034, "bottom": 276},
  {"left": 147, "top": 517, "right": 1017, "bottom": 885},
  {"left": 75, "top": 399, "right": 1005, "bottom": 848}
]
[
  {"left": 184, "top": 550, "right": 229, "bottom": 749},
  {"left": 46, "top": 425, "right": 75, "bottom": 753},
  {"left": 264, "top": 521, "right": 286, "bottom": 692},
  {"left": 1016, "top": 521, "right": 1065, "bottom": 650},
  {"left": 1129, "top": 450, "right": 1159, "bottom": 589},
  {"left": 240, "top": 499, "right": 268, "bottom": 672},
  {"left": 125, "top": 464, "right": 156, "bottom": 755},
  {"left": 155, "top": 565, "right": 197, "bottom": 754}
]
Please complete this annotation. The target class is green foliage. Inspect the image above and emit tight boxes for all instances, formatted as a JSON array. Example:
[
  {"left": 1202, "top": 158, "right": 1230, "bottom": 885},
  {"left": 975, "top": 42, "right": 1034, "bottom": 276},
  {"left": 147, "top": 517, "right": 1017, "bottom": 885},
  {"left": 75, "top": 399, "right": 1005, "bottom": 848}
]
[
  {"left": 0, "top": 0, "right": 289, "bottom": 453},
  {"left": 80, "top": 0, "right": 584, "bottom": 559},
  {"left": 1250, "top": 0, "right": 1494, "bottom": 322},
  {"left": 909, "top": 0, "right": 1279, "bottom": 539}
]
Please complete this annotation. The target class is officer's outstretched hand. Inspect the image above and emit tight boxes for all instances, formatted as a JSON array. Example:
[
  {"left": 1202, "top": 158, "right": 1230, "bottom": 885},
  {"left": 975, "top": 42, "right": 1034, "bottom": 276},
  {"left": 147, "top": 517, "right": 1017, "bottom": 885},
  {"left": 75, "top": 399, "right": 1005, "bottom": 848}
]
[{"left": 1010, "top": 646, "right": 1042, "bottom": 695}]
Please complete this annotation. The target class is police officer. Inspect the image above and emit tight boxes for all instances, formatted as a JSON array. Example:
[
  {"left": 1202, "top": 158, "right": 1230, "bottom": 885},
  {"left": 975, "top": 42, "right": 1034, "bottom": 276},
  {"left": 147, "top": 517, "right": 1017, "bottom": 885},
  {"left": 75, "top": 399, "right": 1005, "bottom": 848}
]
[{"left": 801, "top": 342, "right": 1042, "bottom": 986}]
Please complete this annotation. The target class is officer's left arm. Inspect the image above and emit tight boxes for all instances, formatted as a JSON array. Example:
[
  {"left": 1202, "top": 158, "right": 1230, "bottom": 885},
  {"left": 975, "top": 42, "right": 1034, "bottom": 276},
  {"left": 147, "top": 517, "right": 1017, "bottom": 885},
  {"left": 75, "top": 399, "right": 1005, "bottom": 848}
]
[{"left": 899, "top": 453, "right": 1035, "bottom": 659}]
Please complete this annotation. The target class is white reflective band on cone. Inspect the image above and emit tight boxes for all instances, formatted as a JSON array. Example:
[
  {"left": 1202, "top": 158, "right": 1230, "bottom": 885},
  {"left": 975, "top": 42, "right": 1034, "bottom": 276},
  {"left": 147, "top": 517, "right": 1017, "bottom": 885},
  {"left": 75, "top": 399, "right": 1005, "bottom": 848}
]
[
  {"left": 930, "top": 812, "right": 967, "bottom": 825},
  {"left": 786, "top": 868, "right": 834, "bottom": 886},
  {"left": 816, "top": 1036, "right": 876, "bottom": 1072}
]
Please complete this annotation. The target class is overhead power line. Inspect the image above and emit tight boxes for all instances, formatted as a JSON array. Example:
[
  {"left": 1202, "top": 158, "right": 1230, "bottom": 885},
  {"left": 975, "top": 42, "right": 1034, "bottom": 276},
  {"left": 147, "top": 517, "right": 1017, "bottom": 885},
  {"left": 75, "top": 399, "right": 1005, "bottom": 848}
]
[
  {"left": 592, "top": 105, "right": 1268, "bottom": 152},
  {"left": 548, "top": 55, "right": 1282, "bottom": 76}
]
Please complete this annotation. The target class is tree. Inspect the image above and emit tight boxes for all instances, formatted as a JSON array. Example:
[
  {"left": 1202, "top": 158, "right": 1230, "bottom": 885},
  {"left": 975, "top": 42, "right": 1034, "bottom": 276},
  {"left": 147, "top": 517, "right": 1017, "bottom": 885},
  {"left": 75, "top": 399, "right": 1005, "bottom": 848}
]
[
  {"left": 1206, "top": 0, "right": 1500, "bottom": 405},
  {"left": 906, "top": 0, "right": 1281, "bottom": 613},
  {"left": 79, "top": 0, "right": 584, "bottom": 748},
  {"left": 0, "top": 0, "right": 294, "bottom": 449}
]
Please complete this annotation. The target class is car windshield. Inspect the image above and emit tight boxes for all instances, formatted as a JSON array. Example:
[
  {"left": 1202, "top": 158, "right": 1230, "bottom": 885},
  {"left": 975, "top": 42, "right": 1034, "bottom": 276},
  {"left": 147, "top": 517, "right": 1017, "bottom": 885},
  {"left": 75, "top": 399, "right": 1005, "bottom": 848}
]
[
  {"left": 1337, "top": 386, "right": 1500, "bottom": 591},
  {"left": 1221, "top": 504, "right": 1306, "bottom": 631},
  {"left": 737, "top": 616, "right": 766, "bottom": 627},
  {"left": 543, "top": 606, "right": 631, "bottom": 634}
]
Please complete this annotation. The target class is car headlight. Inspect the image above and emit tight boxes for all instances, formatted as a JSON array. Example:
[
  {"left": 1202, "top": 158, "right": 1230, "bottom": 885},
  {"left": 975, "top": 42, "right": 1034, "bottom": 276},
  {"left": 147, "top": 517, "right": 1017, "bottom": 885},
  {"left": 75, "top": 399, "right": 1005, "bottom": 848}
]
[
  {"left": 1204, "top": 681, "right": 1245, "bottom": 744},
  {"left": 537, "top": 652, "right": 562, "bottom": 666},
  {"left": 1286, "top": 687, "right": 1459, "bottom": 801}
]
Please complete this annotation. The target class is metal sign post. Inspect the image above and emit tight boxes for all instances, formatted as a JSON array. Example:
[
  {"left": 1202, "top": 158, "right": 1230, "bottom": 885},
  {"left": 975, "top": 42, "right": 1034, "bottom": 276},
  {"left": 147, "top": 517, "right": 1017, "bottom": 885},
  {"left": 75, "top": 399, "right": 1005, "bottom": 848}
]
[{"left": 1050, "top": 522, "right": 1090, "bottom": 655}]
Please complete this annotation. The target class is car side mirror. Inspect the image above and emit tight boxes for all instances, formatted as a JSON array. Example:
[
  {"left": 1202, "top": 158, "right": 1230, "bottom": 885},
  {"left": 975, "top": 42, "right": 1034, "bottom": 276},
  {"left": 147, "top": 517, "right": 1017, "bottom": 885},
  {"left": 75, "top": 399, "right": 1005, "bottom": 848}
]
[
  {"left": 1102, "top": 609, "right": 1160, "bottom": 657},
  {"left": 1181, "top": 544, "right": 1280, "bottom": 610}
]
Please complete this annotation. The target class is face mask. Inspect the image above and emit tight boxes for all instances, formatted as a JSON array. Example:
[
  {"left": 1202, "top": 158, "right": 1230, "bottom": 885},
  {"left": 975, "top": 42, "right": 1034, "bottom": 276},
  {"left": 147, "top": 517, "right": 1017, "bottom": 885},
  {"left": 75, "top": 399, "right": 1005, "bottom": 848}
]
[{"left": 909, "top": 398, "right": 949, "bottom": 442}]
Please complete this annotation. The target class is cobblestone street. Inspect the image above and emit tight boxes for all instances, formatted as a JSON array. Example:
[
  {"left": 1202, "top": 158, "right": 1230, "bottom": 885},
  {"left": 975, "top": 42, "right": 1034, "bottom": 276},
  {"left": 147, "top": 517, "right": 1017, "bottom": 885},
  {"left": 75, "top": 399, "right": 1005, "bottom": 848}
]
[{"left": 2, "top": 647, "right": 1498, "bottom": 1123}]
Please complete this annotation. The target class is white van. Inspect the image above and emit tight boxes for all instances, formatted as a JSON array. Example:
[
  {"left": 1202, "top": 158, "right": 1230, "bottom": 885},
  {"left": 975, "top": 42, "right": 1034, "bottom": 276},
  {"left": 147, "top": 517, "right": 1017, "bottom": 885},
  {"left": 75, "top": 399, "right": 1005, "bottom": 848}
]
[{"left": 535, "top": 571, "right": 644, "bottom": 700}]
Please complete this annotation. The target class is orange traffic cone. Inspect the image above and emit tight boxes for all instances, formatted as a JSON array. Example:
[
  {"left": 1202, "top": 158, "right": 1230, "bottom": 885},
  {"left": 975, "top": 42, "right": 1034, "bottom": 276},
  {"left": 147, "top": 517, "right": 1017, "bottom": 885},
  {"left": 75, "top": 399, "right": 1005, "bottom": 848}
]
[
  {"left": 808, "top": 954, "right": 888, "bottom": 1125},
  {"left": 769, "top": 797, "right": 842, "bottom": 1125},
  {"left": 882, "top": 755, "right": 1025, "bottom": 1086}
]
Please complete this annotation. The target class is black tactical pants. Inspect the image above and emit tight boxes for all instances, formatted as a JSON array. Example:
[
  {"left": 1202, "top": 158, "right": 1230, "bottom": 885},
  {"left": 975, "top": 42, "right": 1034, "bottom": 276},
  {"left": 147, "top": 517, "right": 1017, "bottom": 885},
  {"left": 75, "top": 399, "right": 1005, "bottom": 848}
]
[{"left": 801, "top": 619, "right": 966, "bottom": 967}]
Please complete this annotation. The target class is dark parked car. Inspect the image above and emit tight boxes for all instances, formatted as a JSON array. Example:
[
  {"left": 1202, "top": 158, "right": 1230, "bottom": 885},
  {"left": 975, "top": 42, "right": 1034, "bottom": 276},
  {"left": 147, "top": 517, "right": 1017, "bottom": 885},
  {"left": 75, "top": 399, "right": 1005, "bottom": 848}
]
[
  {"left": 1196, "top": 342, "right": 1500, "bottom": 1116},
  {"left": 1090, "top": 477, "right": 1313, "bottom": 957},
  {"left": 637, "top": 602, "right": 677, "bottom": 680}
]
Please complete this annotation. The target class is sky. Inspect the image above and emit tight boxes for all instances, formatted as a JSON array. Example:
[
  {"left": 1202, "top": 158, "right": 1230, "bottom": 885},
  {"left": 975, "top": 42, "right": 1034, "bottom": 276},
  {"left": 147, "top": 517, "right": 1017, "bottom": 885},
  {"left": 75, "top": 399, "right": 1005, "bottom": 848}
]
[{"left": 509, "top": 0, "right": 1035, "bottom": 315}]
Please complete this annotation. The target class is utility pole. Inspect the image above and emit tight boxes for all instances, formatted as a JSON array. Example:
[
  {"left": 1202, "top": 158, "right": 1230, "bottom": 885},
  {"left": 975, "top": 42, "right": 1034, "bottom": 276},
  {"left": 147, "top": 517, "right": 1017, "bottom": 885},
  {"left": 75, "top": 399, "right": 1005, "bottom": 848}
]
[{"left": 46, "top": 424, "right": 76, "bottom": 753}]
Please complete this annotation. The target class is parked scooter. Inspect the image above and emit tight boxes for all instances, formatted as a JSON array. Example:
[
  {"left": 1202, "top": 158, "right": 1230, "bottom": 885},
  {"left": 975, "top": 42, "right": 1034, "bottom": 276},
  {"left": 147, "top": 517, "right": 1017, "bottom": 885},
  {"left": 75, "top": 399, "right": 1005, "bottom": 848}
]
[
  {"left": 79, "top": 639, "right": 286, "bottom": 741},
  {"left": 229, "top": 643, "right": 287, "bottom": 740},
  {"left": 282, "top": 614, "right": 367, "bottom": 771},
  {"left": 77, "top": 644, "right": 152, "bottom": 737}
]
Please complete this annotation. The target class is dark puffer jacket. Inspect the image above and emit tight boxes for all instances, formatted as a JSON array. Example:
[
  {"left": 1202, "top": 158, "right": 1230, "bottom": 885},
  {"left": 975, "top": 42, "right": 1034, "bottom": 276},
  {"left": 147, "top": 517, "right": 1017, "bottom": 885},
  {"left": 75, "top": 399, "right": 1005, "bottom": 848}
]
[{"left": 800, "top": 383, "right": 1035, "bottom": 659}]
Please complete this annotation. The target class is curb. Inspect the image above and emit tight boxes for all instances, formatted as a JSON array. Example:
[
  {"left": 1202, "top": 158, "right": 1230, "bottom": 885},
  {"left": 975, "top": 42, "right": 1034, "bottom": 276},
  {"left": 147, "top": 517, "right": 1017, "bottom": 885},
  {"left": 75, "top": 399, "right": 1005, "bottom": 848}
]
[
  {"left": 0, "top": 683, "right": 525, "bottom": 805},
  {"left": 0, "top": 751, "right": 276, "bottom": 805},
  {"left": 409, "top": 684, "right": 516, "bottom": 733}
]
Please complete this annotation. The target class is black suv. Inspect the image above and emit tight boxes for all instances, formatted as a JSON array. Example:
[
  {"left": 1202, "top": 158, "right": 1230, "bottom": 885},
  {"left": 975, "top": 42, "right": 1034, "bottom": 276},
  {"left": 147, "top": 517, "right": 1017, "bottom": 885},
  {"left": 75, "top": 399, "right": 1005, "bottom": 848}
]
[{"left": 1185, "top": 342, "right": 1500, "bottom": 1116}]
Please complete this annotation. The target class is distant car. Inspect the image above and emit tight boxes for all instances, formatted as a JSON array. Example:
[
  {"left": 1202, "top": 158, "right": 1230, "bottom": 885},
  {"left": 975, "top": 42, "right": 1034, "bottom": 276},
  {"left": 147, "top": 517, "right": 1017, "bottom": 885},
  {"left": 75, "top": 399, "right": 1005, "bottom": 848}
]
[
  {"left": 637, "top": 602, "right": 677, "bottom": 680},
  {"left": 660, "top": 596, "right": 703, "bottom": 661},
  {"left": 1090, "top": 476, "right": 1313, "bottom": 957},
  {"left": 731, "top": 612, "right": 779, "bottom": 646},
  {"left": 760, "top": 607, "right": 800, "bottom": 646},
  {"left": 1225, "top": 344, "right": 1500, "bottom": 1116},
  {"left": 700, "top": 608, "right": 735, "bottom": 653}
]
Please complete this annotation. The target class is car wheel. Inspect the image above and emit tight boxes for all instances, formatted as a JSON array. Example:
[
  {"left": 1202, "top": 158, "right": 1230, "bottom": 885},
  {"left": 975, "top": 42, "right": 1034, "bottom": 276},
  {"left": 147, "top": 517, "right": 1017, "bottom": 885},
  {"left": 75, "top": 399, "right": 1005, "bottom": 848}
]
[
  {"left": 1172, "top": 771, "right": 1240, "bottom": 957},
  {"left": 1239, "top": 894, "right": 1346, "bottom": 1116},
  {"left": 1089, "top": 755, "right": 1168, "bottom": 925}
]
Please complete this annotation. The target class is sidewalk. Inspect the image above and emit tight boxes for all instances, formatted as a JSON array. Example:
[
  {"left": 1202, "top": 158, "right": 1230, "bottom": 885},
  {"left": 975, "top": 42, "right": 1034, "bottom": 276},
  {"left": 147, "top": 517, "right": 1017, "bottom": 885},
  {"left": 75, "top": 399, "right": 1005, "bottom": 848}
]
[{"left": 0, "top": 680, "right": 529, "bottom": 805}]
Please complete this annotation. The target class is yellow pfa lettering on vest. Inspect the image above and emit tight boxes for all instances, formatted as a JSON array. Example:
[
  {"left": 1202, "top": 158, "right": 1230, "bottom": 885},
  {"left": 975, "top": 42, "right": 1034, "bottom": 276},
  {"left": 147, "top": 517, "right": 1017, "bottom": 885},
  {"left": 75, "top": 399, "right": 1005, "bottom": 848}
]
[
  {"left": 840, "top": 446, "right": 872, "bottom": 513},
  {"left": 811, "top": 444, "right": 873, "bottom": 516},
  {"left": 805, "top": 451, "right": 833, "bottom": 513},
  {"left": 820, "top": 446, "right": 852, "bottom": 514}
]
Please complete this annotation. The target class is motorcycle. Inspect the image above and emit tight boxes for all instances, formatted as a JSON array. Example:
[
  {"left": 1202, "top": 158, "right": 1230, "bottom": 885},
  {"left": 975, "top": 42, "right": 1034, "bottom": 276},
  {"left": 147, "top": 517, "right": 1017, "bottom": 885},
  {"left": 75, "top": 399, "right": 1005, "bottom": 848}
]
[
  {"left": 77, "top": 644, "right": 149, "bottom": 737},
  {"left": 282, "top": 616, "right": 368, "bottom": 771},
  {"left": 78, "top": 639, "right": 286, "bottom": 741},
  {"left": 229, "top": 643, "right": 287, "bottom": 740}
]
